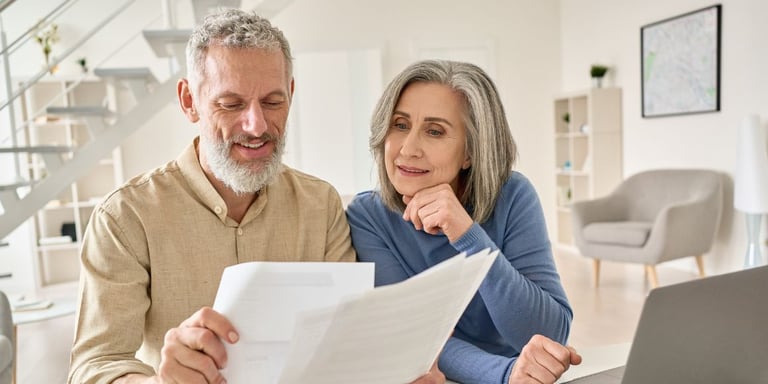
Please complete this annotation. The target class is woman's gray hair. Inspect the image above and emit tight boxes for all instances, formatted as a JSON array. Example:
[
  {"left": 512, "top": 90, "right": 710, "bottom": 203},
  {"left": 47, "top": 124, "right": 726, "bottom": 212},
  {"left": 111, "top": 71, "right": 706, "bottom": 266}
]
[
  {"left": 370, "top": 60, "right": 517, "bottom": 223},
  {"left": 186, "top": 8, "right": 293, "bottom": 91}
]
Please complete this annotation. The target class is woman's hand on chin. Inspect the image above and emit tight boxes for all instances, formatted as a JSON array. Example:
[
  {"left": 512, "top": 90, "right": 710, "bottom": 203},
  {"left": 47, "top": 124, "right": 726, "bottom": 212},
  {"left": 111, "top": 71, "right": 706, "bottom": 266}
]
[{"left": 402, "top": 184, "right": 473, "bottom": 242}]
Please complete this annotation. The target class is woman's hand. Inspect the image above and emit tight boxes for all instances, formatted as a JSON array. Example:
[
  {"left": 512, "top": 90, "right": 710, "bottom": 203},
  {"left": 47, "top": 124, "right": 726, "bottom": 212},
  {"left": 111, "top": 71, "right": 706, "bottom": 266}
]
[
  {"left": 402, "top": 184, "right": 473, "bottom": 242},
  {"left": 409, "top": 360, "right": 446, "bottom": 384},
  {"left": 509, "top": 334, "right": 582, "bottom": 384}
]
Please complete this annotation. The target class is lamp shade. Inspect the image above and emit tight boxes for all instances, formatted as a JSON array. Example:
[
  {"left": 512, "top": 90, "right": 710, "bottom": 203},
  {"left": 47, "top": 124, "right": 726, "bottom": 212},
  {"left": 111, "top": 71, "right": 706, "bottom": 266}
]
[{"left": 734, "top": 114, "right": 768, "bottom": 213}]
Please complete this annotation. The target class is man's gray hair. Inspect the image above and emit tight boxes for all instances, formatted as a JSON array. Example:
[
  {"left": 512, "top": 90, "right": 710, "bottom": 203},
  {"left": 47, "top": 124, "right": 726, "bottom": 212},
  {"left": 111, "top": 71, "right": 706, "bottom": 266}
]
[
  {"left": 370, "top": 60, "right": 517, "bottom": 223},
  {"left": 186, "top": 8, "right": 293, "bottom": 90}
]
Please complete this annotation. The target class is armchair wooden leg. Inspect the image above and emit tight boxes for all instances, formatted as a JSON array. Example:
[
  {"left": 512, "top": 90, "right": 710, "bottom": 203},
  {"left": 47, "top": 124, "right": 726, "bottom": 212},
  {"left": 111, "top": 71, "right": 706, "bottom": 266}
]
[
  {"left": 695, "top": 255, "right": 706, "bottom": 277},
  {"left": 645, "top": 265, "right": 659, "bottom": 289},
  {"left": 592, "top": 259, "right": 601, "bottom": 287}
]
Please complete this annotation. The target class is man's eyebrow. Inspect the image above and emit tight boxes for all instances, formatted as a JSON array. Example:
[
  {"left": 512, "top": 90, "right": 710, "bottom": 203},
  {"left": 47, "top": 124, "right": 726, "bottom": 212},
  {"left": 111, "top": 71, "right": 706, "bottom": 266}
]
[{"left": 211, "top": 91, "right": 242, "bottom": 100}]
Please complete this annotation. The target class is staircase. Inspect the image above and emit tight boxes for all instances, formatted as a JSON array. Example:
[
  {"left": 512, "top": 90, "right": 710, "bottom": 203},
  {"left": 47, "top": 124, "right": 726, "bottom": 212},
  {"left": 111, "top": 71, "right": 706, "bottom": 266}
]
[{"left": 0, "top": 0, "right": 294, "bottom": 241}]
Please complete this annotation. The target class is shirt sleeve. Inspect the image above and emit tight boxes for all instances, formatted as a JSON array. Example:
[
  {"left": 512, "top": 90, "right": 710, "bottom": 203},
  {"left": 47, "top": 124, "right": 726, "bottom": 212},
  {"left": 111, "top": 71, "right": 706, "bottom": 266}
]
[
  {"left": 324, "top": 189, "right": 356, "bottom": 262},
  {"left": 68, "top": 205, "right": 156, "bottom": 384}
]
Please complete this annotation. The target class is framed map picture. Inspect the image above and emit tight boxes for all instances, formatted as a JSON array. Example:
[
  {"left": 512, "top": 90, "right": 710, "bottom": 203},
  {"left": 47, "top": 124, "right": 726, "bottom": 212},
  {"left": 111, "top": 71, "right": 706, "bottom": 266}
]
[{"left": 641, "top": 5, "right": 721, "bottom": 118}]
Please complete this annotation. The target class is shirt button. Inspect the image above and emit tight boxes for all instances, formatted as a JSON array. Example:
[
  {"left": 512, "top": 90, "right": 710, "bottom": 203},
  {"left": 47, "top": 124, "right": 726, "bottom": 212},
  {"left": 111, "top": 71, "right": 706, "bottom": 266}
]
[
  {"left": 237, "top": 228, "right": 244, "bottom": 236},
  {"left": 214, "top": 206, "right": 222, "bottom": 214}
]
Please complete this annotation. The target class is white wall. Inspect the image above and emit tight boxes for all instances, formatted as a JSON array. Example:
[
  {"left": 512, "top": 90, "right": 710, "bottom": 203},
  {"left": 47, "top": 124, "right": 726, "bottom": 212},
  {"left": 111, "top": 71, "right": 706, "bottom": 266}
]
[
  {"left": 3, "top": 0, "right": 563, "bottom": 258},
  {"left": 272, "top": 0, "right": 562, "bottom": 228},
  {"left": 560, "top": 0, "right": 768, "bottom": 273}
]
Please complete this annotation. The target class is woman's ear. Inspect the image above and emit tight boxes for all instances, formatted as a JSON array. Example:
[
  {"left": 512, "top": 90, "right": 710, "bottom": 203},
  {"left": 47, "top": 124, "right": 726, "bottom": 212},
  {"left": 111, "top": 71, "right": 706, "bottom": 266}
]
[
  {"left": 177, "top": 79, "right": 199, "bottom": 123},
  {"left": 462, "top": 156, "right": 471, "bottom": 170}
]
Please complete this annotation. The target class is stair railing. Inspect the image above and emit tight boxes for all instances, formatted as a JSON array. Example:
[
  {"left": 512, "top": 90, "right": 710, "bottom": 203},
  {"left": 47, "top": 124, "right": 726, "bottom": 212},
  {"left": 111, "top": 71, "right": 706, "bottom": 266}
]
[{"left": 0, "top": 0, "right": 139, "bottom": 113}]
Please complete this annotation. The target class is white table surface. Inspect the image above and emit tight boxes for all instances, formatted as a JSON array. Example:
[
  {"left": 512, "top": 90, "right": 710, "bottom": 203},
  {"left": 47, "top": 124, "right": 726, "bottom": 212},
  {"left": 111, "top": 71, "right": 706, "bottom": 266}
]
[
  {"left": 444, "top": 342, "right": 630, "bottom": 384},
  {"left": 11, "top": 297, "right": 77, "bottom": 325},
  {"left": 557, "top": 342, "right": 631, "bottom": 383}
]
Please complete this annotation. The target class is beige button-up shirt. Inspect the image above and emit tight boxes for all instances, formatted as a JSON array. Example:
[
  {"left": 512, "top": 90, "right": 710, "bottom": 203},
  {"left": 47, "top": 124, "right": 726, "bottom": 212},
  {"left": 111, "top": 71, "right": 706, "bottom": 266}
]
[{"left": 69, "top": 139, "right": 355, "bottom": 383}]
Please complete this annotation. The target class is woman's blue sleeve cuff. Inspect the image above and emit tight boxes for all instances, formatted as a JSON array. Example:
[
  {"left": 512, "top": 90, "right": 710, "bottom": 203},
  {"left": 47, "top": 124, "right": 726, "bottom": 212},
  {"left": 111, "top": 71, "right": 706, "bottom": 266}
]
[{"left": 451, "top": 222, "right": 497, "bottom": 255}]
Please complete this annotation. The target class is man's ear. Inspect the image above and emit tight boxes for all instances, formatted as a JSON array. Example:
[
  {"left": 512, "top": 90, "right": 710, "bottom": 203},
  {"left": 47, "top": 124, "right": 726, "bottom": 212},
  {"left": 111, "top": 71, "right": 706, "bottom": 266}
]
[{"left": 177, "top": 78, "right": 199, "bottom": 123}]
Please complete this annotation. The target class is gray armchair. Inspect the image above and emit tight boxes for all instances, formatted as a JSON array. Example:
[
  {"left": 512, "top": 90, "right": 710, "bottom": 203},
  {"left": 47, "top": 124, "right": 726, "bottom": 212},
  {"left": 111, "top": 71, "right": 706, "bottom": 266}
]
[
  {"left": 0, "top": 291, "right": 12, "bottom": 384},
  {"left": 571, "top": 169, "right": 723, "bottom": 288}
]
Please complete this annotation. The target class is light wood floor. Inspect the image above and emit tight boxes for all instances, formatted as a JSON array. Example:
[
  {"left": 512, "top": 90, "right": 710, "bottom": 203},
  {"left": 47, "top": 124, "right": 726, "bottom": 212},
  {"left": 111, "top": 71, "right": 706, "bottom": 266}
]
[{"left": 15, "top": 248, "right": 702, "bottom": 383}]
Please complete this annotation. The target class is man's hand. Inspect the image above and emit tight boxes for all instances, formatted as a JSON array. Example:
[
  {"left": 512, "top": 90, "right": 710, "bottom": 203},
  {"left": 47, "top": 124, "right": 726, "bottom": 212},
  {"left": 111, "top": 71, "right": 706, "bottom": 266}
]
[
  {"left": 509, "top": 334, "right": 582, "bottom": 384},
  {"left": 116, "top": 307, "right": 239, "bottom": 384},
  {"left": 402, "top": 184, "right": 473, "bottom": 242},
  {"left": 409, "top": 361, "right": 446, "bottom": 384}
]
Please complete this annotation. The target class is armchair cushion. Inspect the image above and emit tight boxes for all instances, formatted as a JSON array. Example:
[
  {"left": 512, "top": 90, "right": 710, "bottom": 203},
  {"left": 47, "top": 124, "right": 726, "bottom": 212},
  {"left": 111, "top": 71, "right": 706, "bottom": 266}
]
[
  {"left": 583, "top": 221, "right": 653, "bottom": 247},
  {"left": 0, "top": 335, "right": 10, "bottom": 384}
]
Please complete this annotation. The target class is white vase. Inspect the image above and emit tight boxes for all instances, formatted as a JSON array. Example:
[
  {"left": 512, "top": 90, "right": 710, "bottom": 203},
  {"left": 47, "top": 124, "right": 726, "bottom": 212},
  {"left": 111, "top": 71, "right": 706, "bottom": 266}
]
[{"left": 592, "top": 77, "right": 603, "bottom": 88}]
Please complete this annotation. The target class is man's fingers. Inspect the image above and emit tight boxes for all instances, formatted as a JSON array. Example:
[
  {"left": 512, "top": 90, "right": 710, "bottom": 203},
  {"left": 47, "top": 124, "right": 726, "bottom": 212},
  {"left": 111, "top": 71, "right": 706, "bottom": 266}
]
[
  {"left": 159, "top": 338, "right": 223, "bottom": 384},
  {"left": 181, "top": 307, "right": 239, "bottom": 344},
  {"left": 165, "top": 326, "right": 228, "bottom": 370}
]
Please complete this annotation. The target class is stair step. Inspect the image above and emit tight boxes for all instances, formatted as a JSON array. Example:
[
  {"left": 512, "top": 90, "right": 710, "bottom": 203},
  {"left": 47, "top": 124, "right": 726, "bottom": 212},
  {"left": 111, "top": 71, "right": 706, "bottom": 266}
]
[
  {"left": 143, "top": 29, "right": 191, "bottom": 58},
  {"left": 0, "top": 145, "right": 74, "bottom": 154},
  {"left": 0, "top": 180, "right": 34, "bottom": 191},
  {"left": 94, "top": 67, "right": 156, "bottom": 81},
  {"left": 193, "top": 0, "right": 241, "bottom": 23},
  {"left": 46, "top": 106, "right": 110, "bottom": 117}
]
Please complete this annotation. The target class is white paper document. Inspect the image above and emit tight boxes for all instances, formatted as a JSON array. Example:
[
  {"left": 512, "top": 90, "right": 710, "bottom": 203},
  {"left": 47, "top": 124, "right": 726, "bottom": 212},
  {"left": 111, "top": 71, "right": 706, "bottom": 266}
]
[
  {"left": 213, "top": 249, "right": 498, "bottom": 384},
  {"left": 213, "top": 262, "right": 375, "bottom": 383}
]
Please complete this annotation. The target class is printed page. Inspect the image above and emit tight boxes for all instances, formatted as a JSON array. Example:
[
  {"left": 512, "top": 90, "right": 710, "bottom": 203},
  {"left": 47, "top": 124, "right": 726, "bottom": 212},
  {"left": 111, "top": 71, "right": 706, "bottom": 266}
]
[
  {"left": 279, "top": 249, "right": 498, "bottom": 384},
  {"left": 213, "top": 262, "right": 374, "bottom": 384}
]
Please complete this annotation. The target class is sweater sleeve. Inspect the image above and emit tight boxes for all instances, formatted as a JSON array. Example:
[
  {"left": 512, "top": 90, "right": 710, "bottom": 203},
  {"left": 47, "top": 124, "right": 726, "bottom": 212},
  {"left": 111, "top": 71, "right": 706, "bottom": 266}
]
[
  {"left": 451, "top": 178, "right": 573, "bottom": 349},
  {"left": 346, "top": 196, "right": 410, "bottom": 285},
  {"left": 440, "top": 337, "right": 515, "bottom": 384}
]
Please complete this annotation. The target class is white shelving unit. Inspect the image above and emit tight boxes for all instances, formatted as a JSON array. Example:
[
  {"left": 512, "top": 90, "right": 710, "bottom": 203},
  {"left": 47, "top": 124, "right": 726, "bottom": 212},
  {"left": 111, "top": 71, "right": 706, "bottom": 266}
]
[
  {"left": 553, "top": 87, "right": 623, "bottom": 248},
  {"left": 19, "top": 76, "right": 124, "bottom": 287}
]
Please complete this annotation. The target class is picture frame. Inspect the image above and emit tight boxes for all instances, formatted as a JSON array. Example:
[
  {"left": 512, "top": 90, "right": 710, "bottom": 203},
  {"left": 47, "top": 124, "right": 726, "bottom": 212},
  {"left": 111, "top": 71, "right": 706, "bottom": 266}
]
[{"left": 641, "top": 5, "right": 721, "bottom": 118}]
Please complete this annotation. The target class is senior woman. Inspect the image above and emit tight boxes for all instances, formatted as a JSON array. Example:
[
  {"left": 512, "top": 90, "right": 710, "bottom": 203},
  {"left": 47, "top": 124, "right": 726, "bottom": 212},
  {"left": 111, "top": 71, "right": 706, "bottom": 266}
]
[{"left": 346, "top": 60, "right": 579, "bottom": 384}]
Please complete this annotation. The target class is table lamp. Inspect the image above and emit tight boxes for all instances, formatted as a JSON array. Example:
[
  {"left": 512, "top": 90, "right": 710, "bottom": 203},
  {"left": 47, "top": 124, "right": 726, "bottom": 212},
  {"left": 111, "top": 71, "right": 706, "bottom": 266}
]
[{"left": 734, "top": 114, "right": 768, "bottom": 268}]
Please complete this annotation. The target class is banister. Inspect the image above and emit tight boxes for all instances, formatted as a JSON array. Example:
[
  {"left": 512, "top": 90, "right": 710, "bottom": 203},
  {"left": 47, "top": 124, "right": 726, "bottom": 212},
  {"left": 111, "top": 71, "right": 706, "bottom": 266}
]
[
  {"left": 0, "top": 0, "right": 79, "bottom": 57},
  {"left": 0, "top": 0, "right": 138, "bottom": 113},
  {"left": 0, "top": 0, "right": 15, "bottom": 14}
]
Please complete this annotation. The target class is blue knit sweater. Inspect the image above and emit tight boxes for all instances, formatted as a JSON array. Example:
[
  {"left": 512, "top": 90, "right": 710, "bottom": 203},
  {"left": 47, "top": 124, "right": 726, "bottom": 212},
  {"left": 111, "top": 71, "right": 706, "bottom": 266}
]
[{"left": 346, "top": 172, "right": 573, "bottom": 384}]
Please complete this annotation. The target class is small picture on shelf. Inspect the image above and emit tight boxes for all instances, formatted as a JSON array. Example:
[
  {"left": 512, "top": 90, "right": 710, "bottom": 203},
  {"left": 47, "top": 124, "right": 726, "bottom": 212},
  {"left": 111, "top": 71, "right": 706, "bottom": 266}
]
[{"left": 557, "top": 186, "right": 572, "bottom": 206}]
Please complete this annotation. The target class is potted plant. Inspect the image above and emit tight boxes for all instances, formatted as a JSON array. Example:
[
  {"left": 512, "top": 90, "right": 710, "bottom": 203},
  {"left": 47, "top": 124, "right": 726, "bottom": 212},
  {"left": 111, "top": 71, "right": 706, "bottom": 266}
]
[
  {"left": 34, "top": 22, "right": 60, "bottom": 74},
  {"left": 77, "top": 57, "right": 88, "bottom": 73},
  {"left": 590, "top": 64, "right": 609, "bottom": 88}
]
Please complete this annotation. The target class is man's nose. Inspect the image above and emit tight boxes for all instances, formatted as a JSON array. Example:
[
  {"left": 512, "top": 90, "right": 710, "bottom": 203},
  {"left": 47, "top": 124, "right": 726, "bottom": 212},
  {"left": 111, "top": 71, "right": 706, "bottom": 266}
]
[{"left": 242, "top": 103, "right": 268, "bottom": 136}]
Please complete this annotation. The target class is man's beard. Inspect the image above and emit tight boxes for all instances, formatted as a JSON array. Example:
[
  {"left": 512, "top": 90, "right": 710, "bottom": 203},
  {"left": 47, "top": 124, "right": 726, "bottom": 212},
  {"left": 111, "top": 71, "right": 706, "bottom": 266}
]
[{"left": 200, "top": 132, "right": 285, "bottom": 195}]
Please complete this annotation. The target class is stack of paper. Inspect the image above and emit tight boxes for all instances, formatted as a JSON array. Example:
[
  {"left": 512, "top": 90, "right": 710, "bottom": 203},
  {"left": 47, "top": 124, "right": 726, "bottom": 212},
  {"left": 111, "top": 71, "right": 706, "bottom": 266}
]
[{"left": 213, "top": 249, "right": 498, "bottom": 384}]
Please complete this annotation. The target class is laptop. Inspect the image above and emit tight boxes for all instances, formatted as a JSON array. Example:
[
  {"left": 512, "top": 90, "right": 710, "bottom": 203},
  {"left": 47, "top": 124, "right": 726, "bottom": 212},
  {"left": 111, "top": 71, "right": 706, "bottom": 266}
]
[{"left": 566, "top": 265, "right": 768, "bottom": 384}]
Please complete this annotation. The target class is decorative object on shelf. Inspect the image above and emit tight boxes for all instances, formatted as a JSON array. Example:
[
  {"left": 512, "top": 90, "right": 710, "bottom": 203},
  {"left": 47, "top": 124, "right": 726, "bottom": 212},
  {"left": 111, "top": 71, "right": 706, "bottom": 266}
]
[
  {"left": 34, "top": 21, "right": 60, "bottom": 74},
  {"left": 581, "top": 152, "right": 592, "bottom": 172},
  {"left": 590, "top": 65, "right": 608, "bottom": 88},
  {"left": 579, "top": 124, "right": 590, "bottom": 134},
  {"left": 562, "top": 112, "right": 570, "bottom": 124},
  {"left": 733, "top": 114, "right": 768, "bottom": 268},
  {"left": 563, "top": 160, "right": 572, "bottom": 171},
  {"left": 77, "top": 57, "right": 88, "bottom": 73},
  {"left": 557, "top": 186, "right": 569, "bottom": 206},
  {"left": 60, "top": 222, "right": 77, "bottom": 242},
  {"left": 641, "top": 4, "right": 721, "bottom": 118}
]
